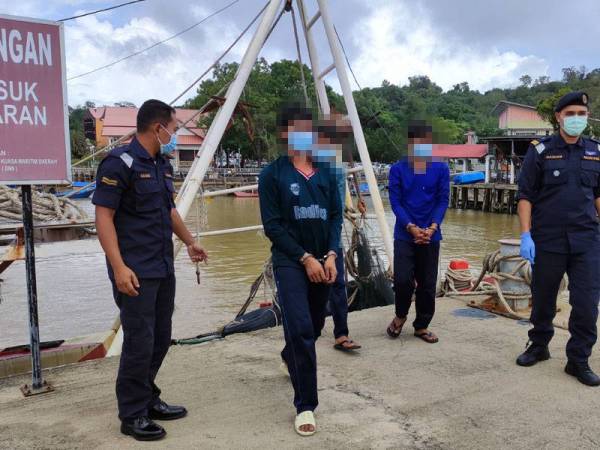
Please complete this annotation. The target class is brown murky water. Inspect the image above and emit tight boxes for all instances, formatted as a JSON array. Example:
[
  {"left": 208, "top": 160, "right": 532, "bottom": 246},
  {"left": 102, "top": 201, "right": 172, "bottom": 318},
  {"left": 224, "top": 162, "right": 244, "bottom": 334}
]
[{"left": 0, "top": 196, "right": 520, "bottom": 348}]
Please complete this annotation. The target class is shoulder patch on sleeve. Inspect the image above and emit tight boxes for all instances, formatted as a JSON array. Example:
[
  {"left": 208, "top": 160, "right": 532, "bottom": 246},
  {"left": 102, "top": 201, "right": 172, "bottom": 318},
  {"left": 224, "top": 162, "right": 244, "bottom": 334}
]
[
  {"left": 120, "top": 152, "right": 133, "bottom": 168},
  {"left": 535, "top": 142, "right": 546, "bottom": 154},
  {"left": 101, "top": 176, "right": 118, "bottom": 187}
]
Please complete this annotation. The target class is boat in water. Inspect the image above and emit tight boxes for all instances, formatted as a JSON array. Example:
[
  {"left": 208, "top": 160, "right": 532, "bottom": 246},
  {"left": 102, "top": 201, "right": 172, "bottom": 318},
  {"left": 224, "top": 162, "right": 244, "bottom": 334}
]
[{"left": 56, "top": 181, "right": 97, "bottom": 199}]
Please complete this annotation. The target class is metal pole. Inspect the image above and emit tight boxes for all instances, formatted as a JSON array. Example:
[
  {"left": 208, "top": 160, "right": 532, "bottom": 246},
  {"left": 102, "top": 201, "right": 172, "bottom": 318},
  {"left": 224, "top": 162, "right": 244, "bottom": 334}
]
[
  {"left": 175, "top": 0, "right": 283, "bottom": 227},
  {"left": 316, "top": 0, "right": 395, "bottom": 267},
  {"left": 21, "top": 185, "right": 43, "bottom": 389},
  {"left": 298, "top": 0, "right": 330, "bottom": 114}
]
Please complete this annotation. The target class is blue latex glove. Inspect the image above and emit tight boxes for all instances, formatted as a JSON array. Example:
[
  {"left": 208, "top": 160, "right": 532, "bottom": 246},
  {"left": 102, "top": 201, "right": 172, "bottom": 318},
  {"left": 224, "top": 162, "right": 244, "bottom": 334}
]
[{"left": 520, "top": 231, "right": 535, "bottom": 265}]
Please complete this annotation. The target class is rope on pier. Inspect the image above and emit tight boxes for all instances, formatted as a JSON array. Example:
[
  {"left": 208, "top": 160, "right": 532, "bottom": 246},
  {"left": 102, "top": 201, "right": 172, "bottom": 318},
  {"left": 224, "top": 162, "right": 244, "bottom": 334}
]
[
  {"left": 440, "top": 250, "right": 566, "bottom": 320},
  {"left": 0, "top": 186, "right": 88, "bottom": 223}
]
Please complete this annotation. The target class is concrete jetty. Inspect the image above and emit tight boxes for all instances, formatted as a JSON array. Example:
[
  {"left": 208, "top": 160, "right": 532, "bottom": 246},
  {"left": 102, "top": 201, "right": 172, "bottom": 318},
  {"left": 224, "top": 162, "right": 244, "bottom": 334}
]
[{"left": 1, "top": 298, "right": 599, "bottom": 449}]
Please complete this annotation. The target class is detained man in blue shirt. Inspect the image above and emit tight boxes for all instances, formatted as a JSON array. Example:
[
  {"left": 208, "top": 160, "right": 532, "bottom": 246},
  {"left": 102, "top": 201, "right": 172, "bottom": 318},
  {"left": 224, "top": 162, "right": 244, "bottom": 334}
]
[
  {"left": 258, "top": 104, "right": 342, "bottom": 436},
  {"left": 386, "top": 120, "right": 450, "bottom": 343}
]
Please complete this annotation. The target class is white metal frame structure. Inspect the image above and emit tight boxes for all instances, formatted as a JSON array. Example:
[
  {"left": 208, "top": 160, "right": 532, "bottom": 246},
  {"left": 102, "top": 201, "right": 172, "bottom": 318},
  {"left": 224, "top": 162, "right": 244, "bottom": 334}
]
[{"left": 175, "top": 0, "right": 394, "bottom": 266}]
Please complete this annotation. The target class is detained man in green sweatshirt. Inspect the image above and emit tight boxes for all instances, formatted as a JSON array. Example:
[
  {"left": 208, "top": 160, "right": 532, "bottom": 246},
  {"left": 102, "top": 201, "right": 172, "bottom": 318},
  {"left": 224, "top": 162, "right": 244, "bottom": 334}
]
[{"left": 258, "top": 104, "right": 342, "bottom": 436}]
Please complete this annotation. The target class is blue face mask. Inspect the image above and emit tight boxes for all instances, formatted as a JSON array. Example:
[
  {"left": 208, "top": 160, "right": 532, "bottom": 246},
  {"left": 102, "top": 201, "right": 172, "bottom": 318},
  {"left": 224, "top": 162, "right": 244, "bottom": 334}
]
[
  {"left": 287, "top": 131, "right": 313, "bottom": 152},
  {"left": 158, "top": 125, "right": 177, "bottom": 155},
  {"left": 413, "top": 143, "right": 433, "bottom": 158},
  {"left": 562, "top": 115, "right": 588, "bottom": 137}
]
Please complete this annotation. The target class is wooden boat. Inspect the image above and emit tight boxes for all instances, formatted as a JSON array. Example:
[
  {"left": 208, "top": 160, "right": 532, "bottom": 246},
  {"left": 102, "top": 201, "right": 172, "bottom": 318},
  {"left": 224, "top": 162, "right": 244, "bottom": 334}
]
[
  {"left": 56, "top": 181, "right": 96, "bottom": 199},
  {"left": 0, "top": 319, "right": 119, "bottom": 379}
]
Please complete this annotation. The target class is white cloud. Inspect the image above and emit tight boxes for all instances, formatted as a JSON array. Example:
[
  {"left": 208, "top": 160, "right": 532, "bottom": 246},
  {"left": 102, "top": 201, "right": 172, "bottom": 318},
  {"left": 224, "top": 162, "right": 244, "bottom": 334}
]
[
  {"left": 350, "top": 1, "right": 549, "bottom": 92},
  {"left": 63, "top": 11, "right": 252, "bottom": 106}
]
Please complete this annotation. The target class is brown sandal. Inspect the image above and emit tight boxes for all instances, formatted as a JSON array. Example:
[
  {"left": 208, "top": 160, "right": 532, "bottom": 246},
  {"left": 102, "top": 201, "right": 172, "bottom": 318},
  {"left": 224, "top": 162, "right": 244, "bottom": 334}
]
[
  {"left": 414, "top": 330, "right": 439, "bottom": 344},
  {"left": 386, "top": 317, "right": 406, "bottom": 339}
]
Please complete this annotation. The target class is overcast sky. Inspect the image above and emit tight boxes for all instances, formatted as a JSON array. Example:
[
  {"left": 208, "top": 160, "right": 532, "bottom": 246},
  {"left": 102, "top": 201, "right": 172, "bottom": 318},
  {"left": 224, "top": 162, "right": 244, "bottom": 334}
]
[{"left": 2, "top": 0, "right": 599, "bottom": 106}]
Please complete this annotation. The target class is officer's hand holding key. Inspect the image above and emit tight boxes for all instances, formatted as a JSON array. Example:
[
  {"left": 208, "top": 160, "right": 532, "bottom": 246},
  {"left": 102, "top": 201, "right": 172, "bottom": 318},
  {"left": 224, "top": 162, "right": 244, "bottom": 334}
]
[
  {"left": 187, "top": 242, "right": 208, "bottom": 263},
  {"left": 115, "top": 265, "right": 141, "bottom": 297}
]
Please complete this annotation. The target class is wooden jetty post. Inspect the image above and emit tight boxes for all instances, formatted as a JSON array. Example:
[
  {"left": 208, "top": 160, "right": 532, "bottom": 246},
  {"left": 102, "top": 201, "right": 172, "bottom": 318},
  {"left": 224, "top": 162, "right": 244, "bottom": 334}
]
[{"left": 448, "top": 183, "right": 518, "bottom": 214}]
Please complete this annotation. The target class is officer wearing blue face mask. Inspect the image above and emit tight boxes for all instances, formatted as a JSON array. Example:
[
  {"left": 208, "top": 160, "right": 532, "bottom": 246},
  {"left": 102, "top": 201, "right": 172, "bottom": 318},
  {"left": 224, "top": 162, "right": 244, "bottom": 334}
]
[
  {"left": 516, "top": 91, "right": 600, "bottom": 387},
  {"left": 93, "top": 99, "right": 208, "bottom": 440}
]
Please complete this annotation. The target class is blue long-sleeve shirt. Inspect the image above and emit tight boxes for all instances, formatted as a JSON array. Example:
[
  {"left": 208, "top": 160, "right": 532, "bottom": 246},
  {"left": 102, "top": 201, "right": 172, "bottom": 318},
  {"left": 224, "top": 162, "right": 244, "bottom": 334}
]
[
  {"left": 258, "top": 156, "right": 342, "bottom": 268},
  {"left": 388, "top": 159, "right": 450, "bottom": 242}
]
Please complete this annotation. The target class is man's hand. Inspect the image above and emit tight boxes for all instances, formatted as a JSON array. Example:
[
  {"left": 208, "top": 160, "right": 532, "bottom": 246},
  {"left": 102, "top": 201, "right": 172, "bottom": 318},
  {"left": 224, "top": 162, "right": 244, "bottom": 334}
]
[
  {"left": 324, "top": 256, "right": 337, "bottom": 284},
  {"left": 304, "top": 257, "right": 326, "bottom": 283},
  {"left": 418, "top": 228, "right": 434, "bottom": 245},
  {"left": 187, "top": 243, "right": 208, "bottom": 263},
  {"left": 520, "top": 231, "right": 535, "bottom": 265},
  {"left": 114, "top": 265, "right": 140, "bottom": 296},
  {"left": 408, "top": 225, "right": 428, "bottom": 244}
]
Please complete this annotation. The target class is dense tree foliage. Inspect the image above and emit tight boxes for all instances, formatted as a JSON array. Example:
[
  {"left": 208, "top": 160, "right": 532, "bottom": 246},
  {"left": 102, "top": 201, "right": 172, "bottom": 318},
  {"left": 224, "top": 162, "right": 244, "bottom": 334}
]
[
  {"left": 184, "top": 61, "right": 600, "bottom": 162},
  {"left": 70, "top": 61, "right": 600, "bottom": 163}
]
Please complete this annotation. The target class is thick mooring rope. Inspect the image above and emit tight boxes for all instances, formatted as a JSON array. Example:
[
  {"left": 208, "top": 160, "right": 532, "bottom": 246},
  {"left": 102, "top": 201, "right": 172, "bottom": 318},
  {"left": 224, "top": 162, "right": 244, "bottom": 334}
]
[
  {"left": 440, "top": 250, "right": 566, "bottom": 320},
  {"left": 0, "top": 186, "right": 88, "bottom": 223}
]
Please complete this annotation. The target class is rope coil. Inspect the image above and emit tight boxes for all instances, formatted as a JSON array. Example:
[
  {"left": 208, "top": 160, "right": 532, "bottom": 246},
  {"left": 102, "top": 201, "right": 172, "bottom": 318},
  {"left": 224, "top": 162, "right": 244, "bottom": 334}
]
[
  {"left": 440, "top": 250, "right": 566, "bottom": 320},
  {"left": 0, "top": 186, "right": 88, "bottom": 223}
]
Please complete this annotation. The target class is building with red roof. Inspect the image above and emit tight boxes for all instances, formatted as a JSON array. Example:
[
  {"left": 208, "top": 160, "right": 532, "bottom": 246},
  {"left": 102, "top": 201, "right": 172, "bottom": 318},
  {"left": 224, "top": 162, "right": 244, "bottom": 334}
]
[{"left": 84, "top": 106, "right": 206, "bottom": 171}]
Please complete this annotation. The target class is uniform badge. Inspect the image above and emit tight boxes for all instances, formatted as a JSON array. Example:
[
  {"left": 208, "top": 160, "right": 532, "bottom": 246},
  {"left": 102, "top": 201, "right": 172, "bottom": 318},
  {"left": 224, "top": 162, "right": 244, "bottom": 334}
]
[
  {"left": 582, "top": 94, "right": 588, "bottom": 105},
  {"left": 139, "top": 172, "right": 152, "bottom": 179},
  {"left": 553, "top": 170, "right": 560, "bottom": 177},
  {"left": 290, "top": 183, "right": 300, "bottom": 196},
  {"left": 101, "top": 176, "right": 118, "bottom": 187}
]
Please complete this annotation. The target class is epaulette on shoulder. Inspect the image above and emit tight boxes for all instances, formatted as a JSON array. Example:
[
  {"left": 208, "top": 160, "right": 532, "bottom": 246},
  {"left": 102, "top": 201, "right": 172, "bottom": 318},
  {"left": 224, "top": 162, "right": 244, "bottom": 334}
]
[
  {"left": 585, "top": 136, "right": 600, "bottom": 152},
  {"left": 106, "top": 145, "right": 133, "bottom": 168}
]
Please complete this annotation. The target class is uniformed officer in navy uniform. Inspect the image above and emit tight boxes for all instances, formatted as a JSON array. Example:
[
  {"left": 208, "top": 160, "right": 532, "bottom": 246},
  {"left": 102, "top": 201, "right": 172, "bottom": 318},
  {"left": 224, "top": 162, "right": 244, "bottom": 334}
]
[
  {"left": 516, "top": 91, "right": 600, "bottom": 387},
  {"left": 93, "top": 99, "right": 208, "bottom": 440}
]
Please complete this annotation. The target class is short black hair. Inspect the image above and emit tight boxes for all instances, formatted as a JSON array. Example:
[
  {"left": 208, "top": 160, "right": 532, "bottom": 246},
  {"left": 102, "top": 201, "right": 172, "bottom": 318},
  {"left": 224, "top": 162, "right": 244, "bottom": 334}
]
[
  {"left": 407, "top": 119, "right": 432, "bottom": 139},
  {"left": 276, "top": 101, "right": 313, "bottom": 128},
  {"left": 137, "top": 99, "right": 176, "bottom": 132}
]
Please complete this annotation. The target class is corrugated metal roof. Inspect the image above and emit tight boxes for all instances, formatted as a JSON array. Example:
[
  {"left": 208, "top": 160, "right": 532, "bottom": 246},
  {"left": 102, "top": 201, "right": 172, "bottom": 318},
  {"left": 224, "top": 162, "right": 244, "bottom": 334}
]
[
  {"left": 433, "top": 144, "right": 488, "bottom": 159},
  {"left": 92, "top": 107, "right": 205, "bottom": 133},
  {"left": 102, "top": 126, "right": 135, "bottom": 136},
  {"left": 177, "top": 135, "right": 203, "bottom": 145}
]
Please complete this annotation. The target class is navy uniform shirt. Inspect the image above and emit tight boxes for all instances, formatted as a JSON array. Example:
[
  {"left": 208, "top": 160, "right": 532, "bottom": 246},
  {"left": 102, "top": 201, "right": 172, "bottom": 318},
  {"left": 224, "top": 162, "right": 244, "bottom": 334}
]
[
  {"left": 518, "top": 134, "right": 600, "bottom": 254},
  {"left": 92, "top": 137, "right": 177, "bottom": 279},
  {"left": 388, "top": 159, "right": 450, "bottom": 242},
  {"left": 258, "top": 156, "right": 342, "bottom": 268}
]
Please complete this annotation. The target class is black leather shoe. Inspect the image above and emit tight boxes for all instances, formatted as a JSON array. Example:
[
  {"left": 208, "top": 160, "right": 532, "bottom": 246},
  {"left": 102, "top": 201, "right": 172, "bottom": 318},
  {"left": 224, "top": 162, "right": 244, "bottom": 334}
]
[
  {"left": 120, "top": 417, "right": 166, "bottom": 441},
  {"left": 148, "top": 400, "right": 188, "bottom": 421},
  {"left": 565, "top": 361, "right": 600, "bottom": 387},
  {"left": 516, "top": 343, "right": 550, "bottom": 367}
]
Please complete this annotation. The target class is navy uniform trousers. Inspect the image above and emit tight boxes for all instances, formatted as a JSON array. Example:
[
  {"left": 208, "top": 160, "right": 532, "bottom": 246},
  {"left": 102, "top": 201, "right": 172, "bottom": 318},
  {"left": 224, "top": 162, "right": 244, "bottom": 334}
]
[
  {"left": 275, "top": 265, "right": 331, "bottom": 414},
  {"left": 112, "top": 275, "right": 175, "bottom": 421},
  {"left": 393, "top": 240, "right": 440, "bottom": 330},
  {"left": 530, "top": 245, "right": 600, "bottom": 363},
  {"left": 328, "top": 247, "right": 349, "bottom": 339}
]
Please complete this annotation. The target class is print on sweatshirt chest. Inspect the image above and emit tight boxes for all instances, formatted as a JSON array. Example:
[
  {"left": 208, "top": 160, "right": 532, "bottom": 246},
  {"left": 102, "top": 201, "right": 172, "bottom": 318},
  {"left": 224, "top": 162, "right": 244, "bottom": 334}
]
[{"left": 283, "top": 176, "right": 328, "bottom": 221}]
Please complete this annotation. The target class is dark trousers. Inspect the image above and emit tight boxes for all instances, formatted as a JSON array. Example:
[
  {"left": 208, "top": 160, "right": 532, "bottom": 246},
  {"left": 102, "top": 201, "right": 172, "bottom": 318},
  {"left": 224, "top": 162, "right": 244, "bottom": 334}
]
[
  {"left": 112, "top": 275, "right": 176, "bottom": 421},
  {"left": 393, "top": 239, "right": 440, "bottom": 330},
  {"left": 529, "top": 247, "right": 600, "bottom": 363},
  {"left": 329, "top": 248, "right": 349, "bottom": 339},
  {"left": 275, "top": 265, "right": 331, "bottom": 414}
]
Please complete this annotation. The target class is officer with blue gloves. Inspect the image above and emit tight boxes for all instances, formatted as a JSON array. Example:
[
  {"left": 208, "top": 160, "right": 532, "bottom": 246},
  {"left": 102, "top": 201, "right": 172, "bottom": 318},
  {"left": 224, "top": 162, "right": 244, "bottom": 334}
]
[
  {"left": 93, "top": 100, "right": 208, "bottom": 440},
  {"left": 516, "top": 91, "right": 600, "bottom": 387}
]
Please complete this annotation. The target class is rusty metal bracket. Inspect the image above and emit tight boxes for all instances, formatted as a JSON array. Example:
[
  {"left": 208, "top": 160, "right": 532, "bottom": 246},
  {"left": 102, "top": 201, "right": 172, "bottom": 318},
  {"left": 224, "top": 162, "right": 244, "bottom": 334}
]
[{"left": 20, "top": 380, "right": 54, "bottom": 397}]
